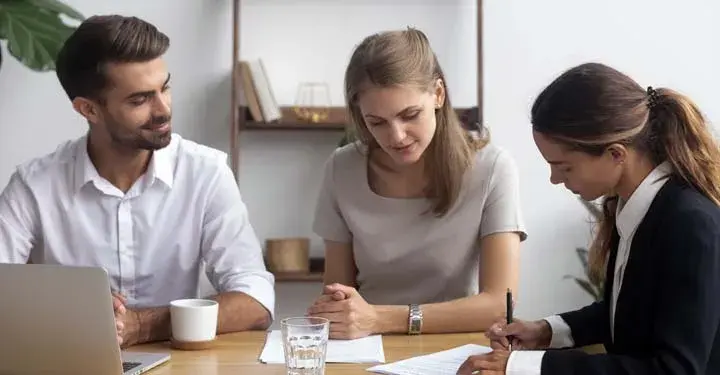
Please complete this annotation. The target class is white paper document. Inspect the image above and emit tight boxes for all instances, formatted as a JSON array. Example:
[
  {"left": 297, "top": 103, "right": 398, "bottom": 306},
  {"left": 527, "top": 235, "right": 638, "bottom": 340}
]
[
  {"left": 258, "top": 330, "right": 386, "bottom": 364},
  {"left": 366, "top": 344, "right": 491, "bottom": 375}
]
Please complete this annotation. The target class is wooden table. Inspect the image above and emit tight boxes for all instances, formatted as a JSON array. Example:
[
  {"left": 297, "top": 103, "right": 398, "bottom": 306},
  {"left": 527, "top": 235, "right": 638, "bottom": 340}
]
[{"left": 128, "top": 331, "right": 487, "bottom": 374}]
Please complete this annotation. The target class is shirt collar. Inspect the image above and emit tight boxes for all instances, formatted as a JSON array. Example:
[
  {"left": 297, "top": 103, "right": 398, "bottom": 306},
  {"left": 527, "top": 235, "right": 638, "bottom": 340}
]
[
  {"left": 146, "top": 145, "right": 174, "bottom": 188},
  {"left": 73, "top": 135, "right": 175, "bottom": 193},
  {"left": 615, "top": 161, "right": 672, "bottom": 238},
  {"left": 73, "top": 135, "right": 100, "bottom": 192}
]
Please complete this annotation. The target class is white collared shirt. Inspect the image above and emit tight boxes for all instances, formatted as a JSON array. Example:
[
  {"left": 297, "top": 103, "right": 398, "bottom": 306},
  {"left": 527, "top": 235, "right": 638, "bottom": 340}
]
[
  {"left": 505, "top": 162, "right": 672, "bottom": 374},
  {"left": 0, "top": 133, "right": 275, "bottom": 317}
]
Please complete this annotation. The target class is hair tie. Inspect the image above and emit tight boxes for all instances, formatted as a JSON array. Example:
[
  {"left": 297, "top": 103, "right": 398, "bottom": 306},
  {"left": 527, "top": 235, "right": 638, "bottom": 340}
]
[{"left": 646, "top": 86, "right": 659, "bottom": 109}]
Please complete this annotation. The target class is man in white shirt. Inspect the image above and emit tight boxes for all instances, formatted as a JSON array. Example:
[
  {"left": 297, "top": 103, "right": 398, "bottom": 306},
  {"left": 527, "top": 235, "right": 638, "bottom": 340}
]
[{"left": 0, "top": 15, "right": 275, "bottom": 348}]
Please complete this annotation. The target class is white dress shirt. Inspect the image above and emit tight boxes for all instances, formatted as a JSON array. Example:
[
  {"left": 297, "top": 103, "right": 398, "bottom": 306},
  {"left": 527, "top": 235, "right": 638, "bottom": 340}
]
[
  {"left": 0, "top": 133, "right": 275, "bottom": 317},
  {"left": 506, "top": 162, "right": 672, "bottom": 374}
]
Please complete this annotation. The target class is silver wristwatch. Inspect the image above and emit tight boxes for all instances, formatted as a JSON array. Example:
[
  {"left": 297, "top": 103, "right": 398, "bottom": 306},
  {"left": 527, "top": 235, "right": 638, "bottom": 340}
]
[{"left": 407, "top": 304, "right": 423, "bottom": 335}]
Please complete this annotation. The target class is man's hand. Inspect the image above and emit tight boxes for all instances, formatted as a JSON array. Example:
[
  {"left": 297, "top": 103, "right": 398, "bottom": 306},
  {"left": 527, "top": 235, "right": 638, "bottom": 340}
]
[
  {"left": 111, "top": 292, "right": 127, "bottom": 346},
  {"left": 112, "top": 292, "right": 140, "bottom": 348},
  {"left": 307, "top": 283, "right": 378, "bottom": 340}
]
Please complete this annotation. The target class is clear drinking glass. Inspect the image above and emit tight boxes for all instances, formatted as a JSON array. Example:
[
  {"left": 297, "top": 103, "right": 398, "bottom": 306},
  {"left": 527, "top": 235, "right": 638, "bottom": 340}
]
[{"left": 280, "top": 317, "right": 329, "bottom": 375}]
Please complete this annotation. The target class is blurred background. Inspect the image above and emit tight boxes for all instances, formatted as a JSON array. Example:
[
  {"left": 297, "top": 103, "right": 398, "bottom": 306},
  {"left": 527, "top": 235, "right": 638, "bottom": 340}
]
[{"left": 0, "top": 0, "right": 717, "bottom": 327}]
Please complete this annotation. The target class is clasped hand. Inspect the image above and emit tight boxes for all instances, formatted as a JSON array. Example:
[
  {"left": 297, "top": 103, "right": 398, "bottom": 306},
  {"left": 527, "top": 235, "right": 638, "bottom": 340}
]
[{"left": 306, "top": 283, "right": 378, "bottom": 340}]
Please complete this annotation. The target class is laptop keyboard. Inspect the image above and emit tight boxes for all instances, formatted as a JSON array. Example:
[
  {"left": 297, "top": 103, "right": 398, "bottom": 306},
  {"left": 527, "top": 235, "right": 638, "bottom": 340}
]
[{"left": 123, "top": 362, "right": 142, "bottom": 372}]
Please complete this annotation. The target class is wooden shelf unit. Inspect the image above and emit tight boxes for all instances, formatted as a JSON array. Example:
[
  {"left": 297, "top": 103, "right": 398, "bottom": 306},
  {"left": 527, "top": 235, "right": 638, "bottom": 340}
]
[
  {"left": 230, "top": 0, "right": 483, "bottom": 176},
  {"left": 229, "top": 0, "right": 483, "bottom": 282},
  {"left": 238, "top": 106, "right": 348, "bottom": 131},
  {"left": 269, "top": 258, "right": 325, "bottom": 283},
  {"left": 238, "top": 106, "right": 475, "bottom": 132},
  {"left": 274, "top": 272, "right": 324, "bottom": 282}
]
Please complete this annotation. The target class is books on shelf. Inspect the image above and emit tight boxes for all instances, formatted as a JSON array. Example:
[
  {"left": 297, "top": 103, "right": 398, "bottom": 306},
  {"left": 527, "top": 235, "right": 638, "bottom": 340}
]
[{"left": 236, "top": 59, "right": 282, "bottom": 123}]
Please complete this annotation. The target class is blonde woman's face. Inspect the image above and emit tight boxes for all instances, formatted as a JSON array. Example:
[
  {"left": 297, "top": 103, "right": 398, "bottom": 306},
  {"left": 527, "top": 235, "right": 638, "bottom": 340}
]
[{"left": 358, "top": 82, "right": 443, "bottom": 166}]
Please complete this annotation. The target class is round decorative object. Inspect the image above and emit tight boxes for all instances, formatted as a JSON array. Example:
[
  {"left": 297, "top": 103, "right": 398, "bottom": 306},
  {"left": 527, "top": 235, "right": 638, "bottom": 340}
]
[{"left": 293, "top": 82, "right": 331, "bottom": 123}]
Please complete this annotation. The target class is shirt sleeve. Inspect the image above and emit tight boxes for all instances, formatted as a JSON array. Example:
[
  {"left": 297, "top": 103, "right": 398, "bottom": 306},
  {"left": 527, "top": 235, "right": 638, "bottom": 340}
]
[
  {"left": 479, "top": 149, "right": 527, "bottom": 241},
  {"left": 507, "top": 350, "right": 545, "bottom": 375},
  {"left": 199, "top": 157, "right": 275, "bottom": 319},
  {"left": 0, "top": 170, "right": 38, "bottom": 263},
  {"left": 312, "top": 150, "right": 352, "bottom": 243},
  {"left": 504, "top": 315, "right": 574, "bottom": 375},
  {"left": 545, "top": 315, "right": 576, "bottom": 348}
]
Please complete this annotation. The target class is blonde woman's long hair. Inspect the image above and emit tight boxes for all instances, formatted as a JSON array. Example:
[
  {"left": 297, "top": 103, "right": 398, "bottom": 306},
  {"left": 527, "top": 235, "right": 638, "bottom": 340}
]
[{"left": 344, "top": 28, "right": 487, "bottom": 217}]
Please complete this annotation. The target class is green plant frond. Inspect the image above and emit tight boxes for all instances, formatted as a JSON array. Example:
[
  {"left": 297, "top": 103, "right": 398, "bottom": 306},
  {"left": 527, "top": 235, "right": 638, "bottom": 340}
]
[
  {"left": 24, "top": 0, "right": 84, "bottom": 21},
  {"left": 0, "top": 1, "right": 76, "bottom": 71},
  {"left": 0, "top": 0, "right": 83, "bottom": 72},
  {"left": 575, "top": 247, "right": 589, "bottom": 271},
  {"left": 574, "top": 278, "right": 600, "bottom": 301},
  {"left": 566, "top": 245, "right": 605, "bottom": 301}
]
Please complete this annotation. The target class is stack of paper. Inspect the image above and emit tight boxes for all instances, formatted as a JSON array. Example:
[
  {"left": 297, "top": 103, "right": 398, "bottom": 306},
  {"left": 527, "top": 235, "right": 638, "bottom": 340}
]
[
  {"left": 258, "top": 330, "right": 386, "bottom": 364},
  {"left": 366, "top": 344, "right": 491, "bottom": 375}
]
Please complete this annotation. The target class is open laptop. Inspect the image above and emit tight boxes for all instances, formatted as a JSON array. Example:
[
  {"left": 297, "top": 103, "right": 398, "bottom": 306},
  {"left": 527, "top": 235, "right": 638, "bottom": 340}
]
[{"left": 0, "top": 263, "right": 170, "bottom": 375}]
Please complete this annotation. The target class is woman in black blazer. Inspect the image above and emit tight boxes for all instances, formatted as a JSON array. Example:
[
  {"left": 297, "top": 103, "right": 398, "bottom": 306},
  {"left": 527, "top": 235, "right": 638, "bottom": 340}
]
[{"left": 458, "top": 62, "right": 720, "bottom": 375}]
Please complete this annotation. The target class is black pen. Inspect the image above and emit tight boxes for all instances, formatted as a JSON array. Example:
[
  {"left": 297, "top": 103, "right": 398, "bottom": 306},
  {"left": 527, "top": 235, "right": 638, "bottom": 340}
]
[{"left": 506, "top": 288, "right": 514, "bottom": 351}]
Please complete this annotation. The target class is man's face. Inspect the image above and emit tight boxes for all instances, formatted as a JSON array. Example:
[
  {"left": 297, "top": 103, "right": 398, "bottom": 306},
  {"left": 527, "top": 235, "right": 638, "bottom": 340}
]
[{"left": 86, "top": 58, "right": 173, "bottom": 151}]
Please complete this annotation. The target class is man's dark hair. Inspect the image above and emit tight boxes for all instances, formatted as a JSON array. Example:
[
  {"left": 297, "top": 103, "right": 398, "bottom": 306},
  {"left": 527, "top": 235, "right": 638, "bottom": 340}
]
[{"left": 55, "top": 15, "right": 170, "bottom": 101}]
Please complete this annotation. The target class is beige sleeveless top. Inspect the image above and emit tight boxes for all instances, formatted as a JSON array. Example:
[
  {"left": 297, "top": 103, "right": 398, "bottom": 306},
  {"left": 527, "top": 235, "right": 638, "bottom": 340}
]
[{"left": 312, "top": 142, "right": 527, "bottom": 305}]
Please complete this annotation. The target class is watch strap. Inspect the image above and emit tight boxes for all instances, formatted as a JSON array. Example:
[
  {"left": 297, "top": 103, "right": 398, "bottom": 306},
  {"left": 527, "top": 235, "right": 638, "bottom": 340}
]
[{"left": 407, "top": 304, "right": 423, "bottom": 335}]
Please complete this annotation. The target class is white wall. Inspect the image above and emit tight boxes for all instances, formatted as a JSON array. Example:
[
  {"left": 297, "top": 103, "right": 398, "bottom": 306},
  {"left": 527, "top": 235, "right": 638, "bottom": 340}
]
[
  {"left": 0, "top": 0, "right": 717, "bottom": 324},
  {"left": 236, "top": 0, "right": 478, "bottom": 258},
  {"left": 484, "top": 0, "right": 720, "bottom": 318}
]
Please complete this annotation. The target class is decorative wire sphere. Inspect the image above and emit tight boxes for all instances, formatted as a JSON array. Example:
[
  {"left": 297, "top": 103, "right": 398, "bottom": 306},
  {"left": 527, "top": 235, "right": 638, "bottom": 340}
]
[{"left": 293, "top": 82, "right": 331, "bottom": 123}]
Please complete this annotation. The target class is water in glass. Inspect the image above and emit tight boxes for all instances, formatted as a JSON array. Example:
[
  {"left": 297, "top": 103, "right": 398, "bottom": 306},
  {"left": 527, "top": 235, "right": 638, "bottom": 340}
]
[{"left": 281, "top": 317, "right": 329, "bottom": 375}]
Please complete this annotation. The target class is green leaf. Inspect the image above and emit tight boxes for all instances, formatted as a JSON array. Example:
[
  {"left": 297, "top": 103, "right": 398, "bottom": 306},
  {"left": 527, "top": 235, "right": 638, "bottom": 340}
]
[
  {"left": 574, "top": 278, "right": 600, "bottom": 301},
  {"left": 0, "top": 4, "right": 7, "bottom": 39},
  {"left": 23, "top": 0, "right": 84, "bottom": 21},
  {"left": 0, "top": 1, "right": 76, "bottom": 71},
  {"left": 575, "top": 247, "right": 589, "bottom": 272}
]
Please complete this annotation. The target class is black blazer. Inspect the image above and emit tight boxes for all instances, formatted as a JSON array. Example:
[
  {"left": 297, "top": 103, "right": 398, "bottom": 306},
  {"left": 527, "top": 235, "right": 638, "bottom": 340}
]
[{"left": 541, "top": 176, "right": 720, "bottom": 375}]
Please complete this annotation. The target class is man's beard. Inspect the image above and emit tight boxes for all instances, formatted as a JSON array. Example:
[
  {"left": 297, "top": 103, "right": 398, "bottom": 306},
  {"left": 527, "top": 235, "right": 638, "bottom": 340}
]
[{"left": 108, "top": 114, "right": 173, "bottom": 151}]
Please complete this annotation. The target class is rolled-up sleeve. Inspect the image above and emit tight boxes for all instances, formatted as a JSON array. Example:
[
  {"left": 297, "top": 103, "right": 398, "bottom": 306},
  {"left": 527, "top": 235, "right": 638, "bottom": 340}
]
[{"left": 200, "top": 160, "right": 275, "bottom": 319}]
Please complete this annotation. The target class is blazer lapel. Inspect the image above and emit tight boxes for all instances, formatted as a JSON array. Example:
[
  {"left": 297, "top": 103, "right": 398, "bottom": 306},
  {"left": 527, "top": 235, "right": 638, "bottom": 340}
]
[
  {"left": 603, "top": 226, "right": 620, "bottom": 348},
  {"left": 610, "top": 177, "right": 675, "bottom": 349}
]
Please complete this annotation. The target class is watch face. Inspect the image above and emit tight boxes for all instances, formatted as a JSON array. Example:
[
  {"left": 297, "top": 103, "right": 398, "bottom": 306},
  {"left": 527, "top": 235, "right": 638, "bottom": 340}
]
[
  {"left": 408, "top": 305, "right": 422, "bottom": 334},
  {"left": 410, "top": 315, "right": 422, "bottom": 333}
]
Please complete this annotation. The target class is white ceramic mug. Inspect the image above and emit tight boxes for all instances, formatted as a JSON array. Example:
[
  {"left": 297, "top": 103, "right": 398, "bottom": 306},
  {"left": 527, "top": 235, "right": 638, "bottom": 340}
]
[{"left": 169, "top": 298, "right": 218, "bottom": 342}]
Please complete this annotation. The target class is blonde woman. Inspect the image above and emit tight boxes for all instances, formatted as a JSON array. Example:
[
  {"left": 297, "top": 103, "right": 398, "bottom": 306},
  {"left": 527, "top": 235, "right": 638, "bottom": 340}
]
[{"left": 306, "top": 28, "right": 527, "bottom": 339}]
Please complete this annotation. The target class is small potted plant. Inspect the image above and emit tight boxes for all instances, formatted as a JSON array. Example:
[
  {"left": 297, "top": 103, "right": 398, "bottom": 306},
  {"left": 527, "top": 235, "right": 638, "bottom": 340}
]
[
  {"left": 566, "top": 198, "right": 607, "bottom": 354},
  {"left": 564, "top": 199, "right": 605, "bottom": 302}
]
